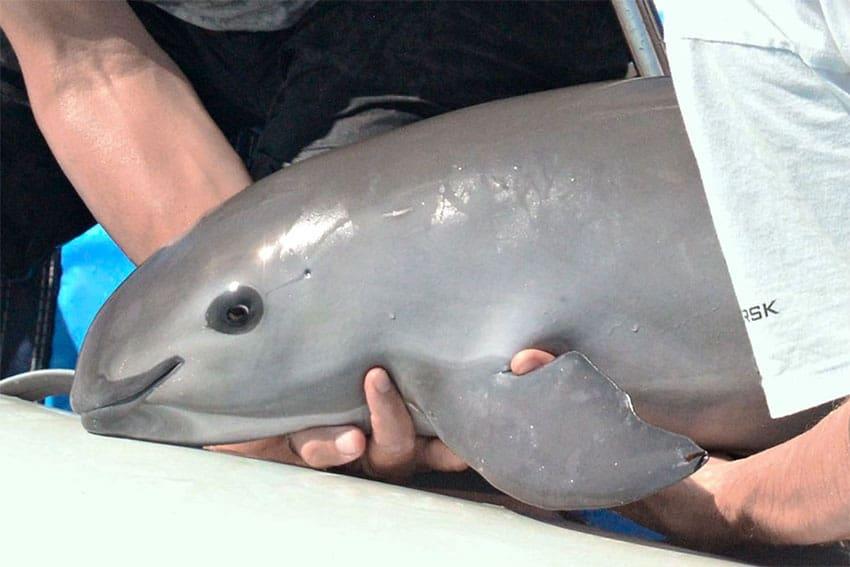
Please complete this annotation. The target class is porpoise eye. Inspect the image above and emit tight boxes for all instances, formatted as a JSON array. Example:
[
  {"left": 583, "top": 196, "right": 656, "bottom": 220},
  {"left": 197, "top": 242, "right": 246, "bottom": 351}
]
[
  {"left": 226, "top": 304, "right": 251, "bottom": 324},
  {"left": 206, "top": 285, "right": 263, "bottom": 334}
]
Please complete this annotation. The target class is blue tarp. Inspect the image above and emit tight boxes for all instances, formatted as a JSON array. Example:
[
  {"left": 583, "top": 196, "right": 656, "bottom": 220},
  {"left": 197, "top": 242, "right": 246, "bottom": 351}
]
[{"left": 46, "top": 225, "right": 134, "bottom": 409}]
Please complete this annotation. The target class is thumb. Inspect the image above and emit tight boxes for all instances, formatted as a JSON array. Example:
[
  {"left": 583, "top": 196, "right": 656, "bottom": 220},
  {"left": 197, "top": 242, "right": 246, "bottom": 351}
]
[{"left": 510, "top": 349, "right": 556, "bottom": 375}]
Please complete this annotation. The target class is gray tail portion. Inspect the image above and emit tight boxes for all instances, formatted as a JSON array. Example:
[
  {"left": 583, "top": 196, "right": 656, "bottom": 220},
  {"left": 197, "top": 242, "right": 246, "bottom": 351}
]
[
  {"left": 0, "top": 369, "right": 75, "bottom": 402},
  {"left": 422, "top": 352, "right": 706, "bottom": 510}
]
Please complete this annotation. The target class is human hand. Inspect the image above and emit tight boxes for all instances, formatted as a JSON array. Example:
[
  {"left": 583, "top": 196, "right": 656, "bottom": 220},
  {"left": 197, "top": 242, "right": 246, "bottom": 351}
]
[
  {"left": 209, "top": 350, "right": 556, "bottom": 481},
  {"left": 207, "top": 367, "right": 467, "bottom": 482},
  {"left": 504, "top": 350, "right": 748, "bottom": 550},
  {"left": 615, "top": 455, "right": 744, "bottom": 551}
]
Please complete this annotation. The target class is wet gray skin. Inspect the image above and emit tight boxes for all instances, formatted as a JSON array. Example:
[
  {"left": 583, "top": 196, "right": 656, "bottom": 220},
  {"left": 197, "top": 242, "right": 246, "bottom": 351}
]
[{"left": 71, "top": 77, "right": 825, "bottom": 510}]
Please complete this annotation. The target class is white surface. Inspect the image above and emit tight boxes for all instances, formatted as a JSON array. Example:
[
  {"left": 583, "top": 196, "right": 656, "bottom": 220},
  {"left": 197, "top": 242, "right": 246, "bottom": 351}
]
[
  {"left": 664, "top": 1, "right": 850, "bottom": 417},
  {"left": 0, "top": 395, "right": 735, "bottom": 567}
]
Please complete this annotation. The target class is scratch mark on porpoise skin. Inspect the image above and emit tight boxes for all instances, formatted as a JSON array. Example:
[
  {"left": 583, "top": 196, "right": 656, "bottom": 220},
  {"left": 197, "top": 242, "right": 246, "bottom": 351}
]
[{"left": 382, "top": 207, "right": 413, "bottom": 218}]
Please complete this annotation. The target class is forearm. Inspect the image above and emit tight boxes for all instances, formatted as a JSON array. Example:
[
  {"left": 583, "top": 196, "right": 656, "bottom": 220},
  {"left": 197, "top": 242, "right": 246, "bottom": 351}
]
[
  {"left": 717, "top": 400, "right": 850, "bottom": 545},
  {"left": 623, "top": 400, "right": 850, "bottom": 549},
  {"left": 1, "top": 1, "right": 251, "bottom": 264}
]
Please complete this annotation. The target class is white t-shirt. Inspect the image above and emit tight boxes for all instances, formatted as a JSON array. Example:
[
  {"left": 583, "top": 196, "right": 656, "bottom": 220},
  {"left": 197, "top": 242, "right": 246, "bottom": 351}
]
[{"left": 662, "top": 1, "right": 850, "bottom": 417}]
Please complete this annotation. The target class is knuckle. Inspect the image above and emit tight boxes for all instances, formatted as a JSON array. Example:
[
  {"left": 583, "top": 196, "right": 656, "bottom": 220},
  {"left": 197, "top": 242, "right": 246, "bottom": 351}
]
[
  {"left": 375, "top": 439, "right": 416, "bottom": 461},
  {"left": 388, "top": 441, "right": 417, "bottom": 459}
]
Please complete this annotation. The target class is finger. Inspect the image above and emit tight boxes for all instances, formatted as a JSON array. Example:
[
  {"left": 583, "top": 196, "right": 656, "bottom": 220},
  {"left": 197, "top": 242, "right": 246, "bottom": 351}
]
[
  {"left": 510, "top": 349, "right": 556, "bottom": 375},
  {"left": 206, "top": 436, "right": 304, "bottom": 466},
  {"left": 415, "top": 438, "right": 468, "bottom": 473},
  {"left": 709, "top": 452, "right": 734, "bottom": 462},
  {"left": 289, "top": 426, "right": 367, "bottom": 469},
  {"left": 364, "top": 367, "right": 417, "bottom": 480}
]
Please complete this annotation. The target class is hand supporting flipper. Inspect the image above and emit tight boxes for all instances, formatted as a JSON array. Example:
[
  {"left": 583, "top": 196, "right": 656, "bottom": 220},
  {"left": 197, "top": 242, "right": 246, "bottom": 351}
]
[
  {"left": 417, "top": 351, "right": 707, "bottom": 510},
  {"left": 208, "top": 368, "right": 467, "bottom": 479}
]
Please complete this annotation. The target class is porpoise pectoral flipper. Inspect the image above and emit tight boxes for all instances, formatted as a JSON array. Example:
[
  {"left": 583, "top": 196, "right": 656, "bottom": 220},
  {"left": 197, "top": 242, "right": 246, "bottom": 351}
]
[{"left": 419, "top": 352, "right": 707, "bottom": 510}]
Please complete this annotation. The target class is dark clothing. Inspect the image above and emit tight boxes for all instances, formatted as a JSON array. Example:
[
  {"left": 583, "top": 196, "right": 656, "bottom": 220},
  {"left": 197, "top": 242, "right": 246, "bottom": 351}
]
[
  {"left": 2, "top": 1, "right": 628, "bottom": 276},
  {"left": 145, "top": 0, "right": 317, "bottom": 31},
  {"left": 0, "top": 252, "right": 61, "bottom": 377},
  {"left": 0, "top": 1, "right": 628, "bottom": 374}
]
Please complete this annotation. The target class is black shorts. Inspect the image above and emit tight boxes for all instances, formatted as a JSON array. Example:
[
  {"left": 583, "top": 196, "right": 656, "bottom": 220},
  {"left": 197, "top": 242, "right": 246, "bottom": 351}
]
[{"left": 1, "top": 0, "right": 628, "bottom": 277}]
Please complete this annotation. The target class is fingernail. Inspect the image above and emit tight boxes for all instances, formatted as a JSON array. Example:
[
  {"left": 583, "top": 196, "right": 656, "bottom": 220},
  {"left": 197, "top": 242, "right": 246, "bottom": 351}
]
[
  {"left": 335, "top": 430, "right": 361, "bottom": 456},
  {"left": 372, "top": 370, "right": 392, "bottom": 393}
]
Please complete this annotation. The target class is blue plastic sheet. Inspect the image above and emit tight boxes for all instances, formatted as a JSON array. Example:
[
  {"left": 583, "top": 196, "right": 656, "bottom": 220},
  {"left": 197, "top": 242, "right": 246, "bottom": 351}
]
[
  {"left": 47, "top": 225, "right": 134, "bottom": 409},
  {"left": 55, "top": 225, "right": 135, "bottom": 352}
]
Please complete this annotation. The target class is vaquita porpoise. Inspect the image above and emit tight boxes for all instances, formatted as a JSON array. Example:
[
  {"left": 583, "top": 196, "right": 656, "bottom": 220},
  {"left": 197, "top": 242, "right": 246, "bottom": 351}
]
[{"left": 69, "top": 77, "right": 826, "bottom": 510}]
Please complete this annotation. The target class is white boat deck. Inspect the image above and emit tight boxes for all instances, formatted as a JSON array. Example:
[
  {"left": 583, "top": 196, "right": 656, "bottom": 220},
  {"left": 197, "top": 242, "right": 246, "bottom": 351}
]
[{"left": 0, "top": 395, "right": 736, "bottom": 566}]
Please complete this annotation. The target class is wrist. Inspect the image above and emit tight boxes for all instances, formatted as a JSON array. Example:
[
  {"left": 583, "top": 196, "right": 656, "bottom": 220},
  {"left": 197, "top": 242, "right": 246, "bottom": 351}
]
[
  {"left": 714, "top": 405, "right": 850, "bottom": 546},
  {"left": 709, "top": 457, "right": 767, "bottom": 545}
]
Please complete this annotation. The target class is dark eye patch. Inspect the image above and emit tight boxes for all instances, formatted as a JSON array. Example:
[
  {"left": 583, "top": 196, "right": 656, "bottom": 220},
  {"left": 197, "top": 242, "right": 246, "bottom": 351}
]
[{"left": 206, "top": 285, "right": 263, "bottom": 334}]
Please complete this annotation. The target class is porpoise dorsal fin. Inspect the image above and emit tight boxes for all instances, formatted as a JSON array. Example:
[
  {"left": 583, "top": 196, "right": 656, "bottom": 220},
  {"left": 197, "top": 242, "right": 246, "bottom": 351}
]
[{"left": 420, "top": 351, "right": 707, "bottom": 510}]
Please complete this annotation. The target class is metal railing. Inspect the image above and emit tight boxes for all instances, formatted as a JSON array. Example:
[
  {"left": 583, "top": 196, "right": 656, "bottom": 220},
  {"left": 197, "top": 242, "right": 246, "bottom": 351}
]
[{"left": 611, "top": 0, "right": 669, "bottom": 77}]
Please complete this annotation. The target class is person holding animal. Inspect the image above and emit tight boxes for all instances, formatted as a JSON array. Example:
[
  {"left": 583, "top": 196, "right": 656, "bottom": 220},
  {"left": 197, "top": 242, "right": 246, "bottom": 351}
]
[
  {"left": 3, "top": 0, "right": 849, "bottom": 552},
  {"left": 221, "top": 0, "right": 850, "bottom": 551},
  {"left": 611, "top": 0, "right": 850, "bottom": 549},
  {"left": 0, "top": 1, "right": 627, "bottom": 479},
  {"left": 219, "top": 1, "right": 850, "bottom": 550}
]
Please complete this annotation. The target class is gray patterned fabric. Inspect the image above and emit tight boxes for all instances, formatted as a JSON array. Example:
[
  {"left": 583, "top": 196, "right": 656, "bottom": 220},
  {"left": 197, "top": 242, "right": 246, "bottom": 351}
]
[{"left": 145, "top": 0, "right": 317, "bottom": 31}]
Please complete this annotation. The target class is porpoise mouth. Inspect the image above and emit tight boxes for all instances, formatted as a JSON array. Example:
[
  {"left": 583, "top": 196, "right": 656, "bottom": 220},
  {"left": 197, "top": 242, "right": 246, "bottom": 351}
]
[{"left": 72, "top": 356, "right": 184, "bottom": 414}]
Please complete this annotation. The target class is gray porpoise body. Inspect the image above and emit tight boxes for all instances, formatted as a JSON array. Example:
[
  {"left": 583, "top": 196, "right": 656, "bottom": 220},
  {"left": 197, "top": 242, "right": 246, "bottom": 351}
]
[{"left": 71, "top": 77, "right": 825, "bottom": 510}]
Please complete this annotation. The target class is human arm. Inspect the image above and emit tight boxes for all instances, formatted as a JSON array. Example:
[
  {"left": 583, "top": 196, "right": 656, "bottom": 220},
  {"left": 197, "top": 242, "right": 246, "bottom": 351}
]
[
  {"left": 512, "top": 350, "right": 850, "bottom": 548},
  {"left": 0, "top": 1, "right": 463, "bottom": 477},
  {"left": 512, "top": 351, "right": 850, "bottom": 548},
  {"left": 618, "top": 400, "right": 850, "bottom": 550},
  {"left": 636, "top": 5, "right": 850, "bottom": 549},
  {"left": 0, "top": 0, "right": 251, "bottom": 263}
]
